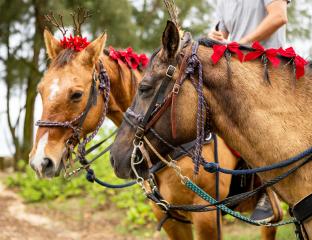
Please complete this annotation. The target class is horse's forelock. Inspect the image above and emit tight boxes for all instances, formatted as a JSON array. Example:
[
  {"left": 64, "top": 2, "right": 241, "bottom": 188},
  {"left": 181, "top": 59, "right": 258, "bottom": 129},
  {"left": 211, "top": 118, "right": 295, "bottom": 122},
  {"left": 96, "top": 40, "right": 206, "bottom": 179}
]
[{"left": 51, "top": 49, "right": 78, "bottom": 68}]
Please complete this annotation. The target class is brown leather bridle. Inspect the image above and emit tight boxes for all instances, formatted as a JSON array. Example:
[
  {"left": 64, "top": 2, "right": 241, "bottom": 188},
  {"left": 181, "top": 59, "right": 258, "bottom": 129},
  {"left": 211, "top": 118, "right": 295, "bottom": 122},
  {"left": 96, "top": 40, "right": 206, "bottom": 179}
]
[{"left": 36, "top": 61, "right": 111, "bottom": 170}]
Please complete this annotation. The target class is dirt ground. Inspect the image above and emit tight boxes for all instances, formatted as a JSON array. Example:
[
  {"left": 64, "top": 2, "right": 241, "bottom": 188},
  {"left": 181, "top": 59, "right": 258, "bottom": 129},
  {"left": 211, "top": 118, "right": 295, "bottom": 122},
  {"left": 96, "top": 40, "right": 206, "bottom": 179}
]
[
  {"left": 0, "top": 182, "right": 164, "bottom": 240},
  {"left": 0, "top": 179, "right": 295, "bottom": 240}
]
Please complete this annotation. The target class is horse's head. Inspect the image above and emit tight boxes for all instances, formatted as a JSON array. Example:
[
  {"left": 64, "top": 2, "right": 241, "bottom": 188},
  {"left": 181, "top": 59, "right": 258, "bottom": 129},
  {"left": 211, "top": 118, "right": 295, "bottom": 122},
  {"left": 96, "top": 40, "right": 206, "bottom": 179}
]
[
  {"left": 29, "top": 30, "right": 107, "bottom": 178},
  {"left": 110, "top": 21, "right": 199, "bottom": 179}
]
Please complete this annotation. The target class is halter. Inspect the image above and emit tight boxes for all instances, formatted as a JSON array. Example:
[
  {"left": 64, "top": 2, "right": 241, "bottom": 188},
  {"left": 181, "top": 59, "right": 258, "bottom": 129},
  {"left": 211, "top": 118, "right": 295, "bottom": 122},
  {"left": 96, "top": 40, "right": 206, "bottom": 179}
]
[
  {"left": 125, "top": 41, "right": 211, "bottom": 178},
  {"left": 36, "top": 60, "right": 111, "bottom": 173}
]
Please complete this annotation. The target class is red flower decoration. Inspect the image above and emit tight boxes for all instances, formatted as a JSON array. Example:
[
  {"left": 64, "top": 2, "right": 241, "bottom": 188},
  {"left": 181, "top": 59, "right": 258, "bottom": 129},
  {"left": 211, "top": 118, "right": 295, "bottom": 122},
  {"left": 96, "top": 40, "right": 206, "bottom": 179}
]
[
  {"left": 211, "top": 42, "right": 244, "bottom": 64},
  {"left": 139, "top": 54, "right": 149, "bottom": 68},
  {"left": 278, "top": 47, "right": 308, "bottom": 79},
  {"left": 244, "top": 42, "right": 280, "bottom": 68},
  {"left": 60, "top": 35, "right": 90, "bottom": 52},
  {"left": 108, "top": 46, "right": 149, "bottom": 70}
]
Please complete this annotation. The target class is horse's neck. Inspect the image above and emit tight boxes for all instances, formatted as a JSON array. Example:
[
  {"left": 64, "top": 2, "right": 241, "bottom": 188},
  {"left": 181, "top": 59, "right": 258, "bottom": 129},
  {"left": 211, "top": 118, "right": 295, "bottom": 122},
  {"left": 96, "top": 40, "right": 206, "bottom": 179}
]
[
  {"left": 199, "top": 46, "right": 312, "bottom": 205},
  {"left": 100, "top": 54, "right": 141, "bottom": 126}
]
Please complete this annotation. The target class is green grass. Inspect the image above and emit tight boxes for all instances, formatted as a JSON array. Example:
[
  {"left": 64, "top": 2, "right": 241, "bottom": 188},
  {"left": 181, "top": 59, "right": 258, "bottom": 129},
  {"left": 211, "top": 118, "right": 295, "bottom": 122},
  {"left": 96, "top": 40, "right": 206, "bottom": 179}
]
[
  {"left": 5, "top": 128, "right": 156, "bottom": 228},
  {"left": 4, "top": 127, "right": 298, "bottom": 239}
]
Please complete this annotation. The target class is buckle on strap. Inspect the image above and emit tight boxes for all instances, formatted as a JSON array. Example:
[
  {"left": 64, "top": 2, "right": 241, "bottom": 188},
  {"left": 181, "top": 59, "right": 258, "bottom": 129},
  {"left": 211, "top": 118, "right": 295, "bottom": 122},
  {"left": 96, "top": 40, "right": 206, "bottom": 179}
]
[
  {"left": 135, "top": 126, "right": 145, "bottom": 141},
  {"left": 166, "top": 65, "right": 176, "bottom": 78}
]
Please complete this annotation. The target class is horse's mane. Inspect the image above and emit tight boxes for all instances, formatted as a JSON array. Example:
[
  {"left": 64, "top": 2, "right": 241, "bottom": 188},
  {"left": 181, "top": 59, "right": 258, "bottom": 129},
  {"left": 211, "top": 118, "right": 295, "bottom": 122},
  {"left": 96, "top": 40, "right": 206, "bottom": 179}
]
[
  {"left": 198, "top": 37, "right": 312, "bottom": 69},
  {"left": 198, "top": 38, "right": 254, "bottom": 51}
]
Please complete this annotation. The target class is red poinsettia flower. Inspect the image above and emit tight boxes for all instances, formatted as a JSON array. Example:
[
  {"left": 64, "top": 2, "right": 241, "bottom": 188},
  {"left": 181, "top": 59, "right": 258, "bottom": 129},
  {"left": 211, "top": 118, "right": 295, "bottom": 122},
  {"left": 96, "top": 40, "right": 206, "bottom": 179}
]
[
  {"left": 131, "top": 55, "right": 140, "bottom": 69},
  {"left": 60, "top": 35, "right": 90, "bottom": 52},
  {"left": 139, "top": 54, "right": 149, "bottom": 67},
  {"left": 109, "top": 46, "right": 120, "bottom": 60},
  {"left": 108, "top": 47, "right": 149, "bottom": 70}
]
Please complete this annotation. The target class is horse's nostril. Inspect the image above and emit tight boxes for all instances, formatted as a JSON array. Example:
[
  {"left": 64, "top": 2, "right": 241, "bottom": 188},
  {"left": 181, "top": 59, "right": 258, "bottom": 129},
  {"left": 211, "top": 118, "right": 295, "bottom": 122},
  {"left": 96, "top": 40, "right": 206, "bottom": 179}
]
[{"left": 42, "top": 157, "right": 54, "bottom": 173}]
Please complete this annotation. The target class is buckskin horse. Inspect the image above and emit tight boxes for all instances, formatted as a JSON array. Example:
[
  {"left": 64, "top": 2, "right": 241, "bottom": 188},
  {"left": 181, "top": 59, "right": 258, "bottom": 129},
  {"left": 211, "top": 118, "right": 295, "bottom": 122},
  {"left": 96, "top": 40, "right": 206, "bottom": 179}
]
[
  {"left": 110, "top": 20, "right": 312, "bottom": 238},
  {"left": 29, "top": 29, "right": 277, "bottom": 240}
]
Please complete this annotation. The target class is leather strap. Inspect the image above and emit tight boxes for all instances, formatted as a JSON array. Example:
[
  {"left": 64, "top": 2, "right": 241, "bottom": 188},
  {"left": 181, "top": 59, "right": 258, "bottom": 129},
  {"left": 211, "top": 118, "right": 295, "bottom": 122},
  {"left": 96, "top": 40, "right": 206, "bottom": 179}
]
[
  {"left": 145, "top": 94, "right": 173, "bottom": 131},
  {"left": 293, "top": 193, "right": 312, "bottom": 222},
  {"left": 134, "top": 65, "right": 176, "bottom": 143}
]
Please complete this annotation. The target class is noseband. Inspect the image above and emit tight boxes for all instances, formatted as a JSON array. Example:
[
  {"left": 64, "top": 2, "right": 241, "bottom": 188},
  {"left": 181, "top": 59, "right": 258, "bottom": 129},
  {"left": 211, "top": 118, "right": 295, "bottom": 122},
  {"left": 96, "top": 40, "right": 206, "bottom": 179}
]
[{"left": 36, "top": 61, "right": 110, "bottom": 169}]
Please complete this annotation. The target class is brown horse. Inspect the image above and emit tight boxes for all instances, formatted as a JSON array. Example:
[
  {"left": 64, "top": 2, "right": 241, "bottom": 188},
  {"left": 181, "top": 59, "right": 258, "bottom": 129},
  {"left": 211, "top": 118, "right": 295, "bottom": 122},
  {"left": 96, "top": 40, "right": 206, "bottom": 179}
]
[
  {"left": 110, "top": 20, "right": 312, "bottom": 238},
  {"left": 29, "top": 30, "right": 276, "bottom": 240}
]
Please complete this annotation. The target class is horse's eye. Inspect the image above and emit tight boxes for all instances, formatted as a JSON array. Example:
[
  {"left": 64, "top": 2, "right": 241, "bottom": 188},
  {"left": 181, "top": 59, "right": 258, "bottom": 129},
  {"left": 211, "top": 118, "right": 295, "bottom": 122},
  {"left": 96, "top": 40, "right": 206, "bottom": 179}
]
[
  {"left": 138, "top": 84, "right": 153, "bottom": 96},
  {"left": 70, "top": 91, "right": 83, "bottom": 102}
]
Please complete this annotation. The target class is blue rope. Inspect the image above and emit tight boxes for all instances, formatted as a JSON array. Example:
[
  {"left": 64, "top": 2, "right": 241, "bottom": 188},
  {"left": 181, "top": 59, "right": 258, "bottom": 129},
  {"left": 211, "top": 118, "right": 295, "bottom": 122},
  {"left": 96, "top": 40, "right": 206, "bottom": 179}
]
[
  {"left": 203, "top": 146, "right": 312, "bottom": 175},
  {"left": 86, "top": 169, "right": 136, "bottom": 189}
]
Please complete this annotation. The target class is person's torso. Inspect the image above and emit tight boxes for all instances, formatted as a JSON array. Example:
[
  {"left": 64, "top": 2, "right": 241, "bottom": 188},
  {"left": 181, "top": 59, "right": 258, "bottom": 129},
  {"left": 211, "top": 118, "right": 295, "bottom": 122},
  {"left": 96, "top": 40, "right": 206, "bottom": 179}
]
[{"left": 219, "top": 0, "right": 286, "bottom": 48}]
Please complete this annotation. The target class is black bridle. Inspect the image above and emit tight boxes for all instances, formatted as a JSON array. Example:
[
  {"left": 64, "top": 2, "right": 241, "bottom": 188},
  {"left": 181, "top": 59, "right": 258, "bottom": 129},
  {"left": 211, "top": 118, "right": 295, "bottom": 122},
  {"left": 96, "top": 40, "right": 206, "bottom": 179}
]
[
  {"left": 36, "top": 60, "right": 111, "bottom": 171},
  {"left": 132, "top": 64, "right": 176, "bottom": 145}
]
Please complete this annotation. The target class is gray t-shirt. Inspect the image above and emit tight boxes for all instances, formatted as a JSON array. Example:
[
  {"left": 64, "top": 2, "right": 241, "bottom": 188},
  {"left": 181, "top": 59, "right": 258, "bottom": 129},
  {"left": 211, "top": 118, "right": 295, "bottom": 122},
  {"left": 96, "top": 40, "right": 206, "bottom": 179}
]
[{"left": 217, "top": 0, "right": 290, "bottom": 48}]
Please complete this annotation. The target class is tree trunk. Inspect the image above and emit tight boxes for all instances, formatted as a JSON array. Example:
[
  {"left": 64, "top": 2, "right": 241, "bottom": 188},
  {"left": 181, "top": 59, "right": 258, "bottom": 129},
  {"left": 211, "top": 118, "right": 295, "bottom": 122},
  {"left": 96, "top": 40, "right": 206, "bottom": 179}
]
[{"left": 20, "top": 0, "right": 45, "bottom": 164}]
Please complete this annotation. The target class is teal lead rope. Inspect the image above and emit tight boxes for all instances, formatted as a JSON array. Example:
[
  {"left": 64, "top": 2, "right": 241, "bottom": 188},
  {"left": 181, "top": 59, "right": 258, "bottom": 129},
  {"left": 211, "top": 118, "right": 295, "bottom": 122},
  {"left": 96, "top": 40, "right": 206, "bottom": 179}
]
[{"left": 184, "top": 178, "right": 297, "bottom": 227}]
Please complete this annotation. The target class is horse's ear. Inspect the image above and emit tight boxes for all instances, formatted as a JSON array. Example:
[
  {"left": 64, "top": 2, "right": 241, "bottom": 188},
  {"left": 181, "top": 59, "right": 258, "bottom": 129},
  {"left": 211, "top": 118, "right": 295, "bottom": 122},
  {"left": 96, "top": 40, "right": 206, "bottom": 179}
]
[
  {"left": 162, "top": 20, "right": 180, "bottom": 59},
  {"left": 44, "top": 29, "right": 63, "bottom": 59},
  {"left": 78, "top": 33, "right": 107, "bottom": 67}
]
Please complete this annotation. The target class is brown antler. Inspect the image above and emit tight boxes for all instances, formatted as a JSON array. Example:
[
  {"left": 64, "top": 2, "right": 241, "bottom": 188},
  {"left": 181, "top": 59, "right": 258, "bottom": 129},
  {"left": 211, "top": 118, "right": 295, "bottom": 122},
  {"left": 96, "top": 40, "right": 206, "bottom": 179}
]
[
  {"left": 70, "top": 7, "right": 92, "bottom": 36},
  {"left": 163, "top": 0, "right": 180, "bottom": 29},
  {"left": 44, "top": 11, "right": 67, "bottom": 37}
]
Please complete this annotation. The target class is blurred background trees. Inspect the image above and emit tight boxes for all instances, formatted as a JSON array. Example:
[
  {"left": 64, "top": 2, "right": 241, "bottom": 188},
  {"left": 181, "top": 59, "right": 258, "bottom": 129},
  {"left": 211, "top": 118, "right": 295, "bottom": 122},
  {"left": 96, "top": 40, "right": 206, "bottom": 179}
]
[
  {"left": 0, "top": 1, "right": 310, "bottom": 238},
  {"left": 0, "top": 0, "right": 311, "bottom": 168}
]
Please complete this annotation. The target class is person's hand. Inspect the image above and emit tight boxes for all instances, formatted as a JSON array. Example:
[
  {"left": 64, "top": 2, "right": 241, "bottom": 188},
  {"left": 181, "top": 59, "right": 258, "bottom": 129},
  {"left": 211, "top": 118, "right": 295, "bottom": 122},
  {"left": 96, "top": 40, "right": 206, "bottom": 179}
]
[{"left": 208, "top": 30, "right": 226, "bottom": 42}]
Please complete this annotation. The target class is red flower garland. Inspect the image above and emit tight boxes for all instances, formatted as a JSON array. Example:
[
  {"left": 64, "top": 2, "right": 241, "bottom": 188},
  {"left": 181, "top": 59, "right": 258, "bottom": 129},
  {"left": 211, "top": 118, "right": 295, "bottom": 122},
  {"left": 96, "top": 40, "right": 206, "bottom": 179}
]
[
  {"left": 109, "top": 46, "right": 149, "bottom": 70},
  {"left": 211, "top": 41, "right": 308, "bottom": 79},
  {"left": 60, "top": 35, "right": 90, "bottom": 52}
]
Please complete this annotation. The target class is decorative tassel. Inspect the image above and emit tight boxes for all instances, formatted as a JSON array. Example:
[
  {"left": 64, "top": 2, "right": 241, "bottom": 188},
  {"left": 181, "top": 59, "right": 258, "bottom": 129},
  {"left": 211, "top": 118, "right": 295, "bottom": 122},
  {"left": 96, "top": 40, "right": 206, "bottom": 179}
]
[
  {"left": 261, "top": 55, "right": 271, "bottom": 84},
  {"left": 225, "top": 50, "right": 232, "bottom": 81}
]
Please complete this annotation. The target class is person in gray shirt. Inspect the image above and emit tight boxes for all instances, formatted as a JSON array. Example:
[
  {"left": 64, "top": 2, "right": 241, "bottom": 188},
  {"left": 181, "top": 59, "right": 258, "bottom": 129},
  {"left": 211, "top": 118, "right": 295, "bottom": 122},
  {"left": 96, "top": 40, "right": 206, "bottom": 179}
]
[
  {"left": 209, "top": 0, "right": 291, "bottom": 224},
  {"left": 209, "top": 0, "right": 290, "bottom": 48}
]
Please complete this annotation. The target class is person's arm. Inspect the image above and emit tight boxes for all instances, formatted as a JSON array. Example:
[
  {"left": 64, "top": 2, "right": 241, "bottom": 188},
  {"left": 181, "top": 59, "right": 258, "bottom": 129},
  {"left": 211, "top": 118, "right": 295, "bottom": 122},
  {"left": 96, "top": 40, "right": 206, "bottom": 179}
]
[{"left": 239, "top": 0, "right": 288, "bottom": 44}]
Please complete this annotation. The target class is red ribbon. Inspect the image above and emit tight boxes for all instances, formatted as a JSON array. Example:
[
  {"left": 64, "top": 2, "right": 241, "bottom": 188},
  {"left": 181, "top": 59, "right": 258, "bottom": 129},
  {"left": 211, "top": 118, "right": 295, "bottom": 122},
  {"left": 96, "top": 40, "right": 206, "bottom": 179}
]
[
  {"left": 278, "top": 47, "right": 308, "bottom": 79},
  {"left": 244, "top": 42, "right": 280, "bottom": 68},
  {"left": 211, "top": 42, "right": 244, "bottom": 64}
]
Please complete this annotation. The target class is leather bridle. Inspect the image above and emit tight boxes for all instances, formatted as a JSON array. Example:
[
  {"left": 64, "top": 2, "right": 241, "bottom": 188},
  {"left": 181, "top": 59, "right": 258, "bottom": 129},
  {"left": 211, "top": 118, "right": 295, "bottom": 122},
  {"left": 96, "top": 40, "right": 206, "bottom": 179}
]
[{"left": 36, "top": 60, "right": 110, "bottom": 171}]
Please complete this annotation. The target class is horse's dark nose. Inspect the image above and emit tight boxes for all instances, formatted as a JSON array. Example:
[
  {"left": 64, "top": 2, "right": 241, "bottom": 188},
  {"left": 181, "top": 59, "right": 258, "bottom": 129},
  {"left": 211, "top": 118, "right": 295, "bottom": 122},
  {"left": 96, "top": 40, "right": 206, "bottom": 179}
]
[{"left": 42, "top": 157, "right": 55, "bottom": 177}]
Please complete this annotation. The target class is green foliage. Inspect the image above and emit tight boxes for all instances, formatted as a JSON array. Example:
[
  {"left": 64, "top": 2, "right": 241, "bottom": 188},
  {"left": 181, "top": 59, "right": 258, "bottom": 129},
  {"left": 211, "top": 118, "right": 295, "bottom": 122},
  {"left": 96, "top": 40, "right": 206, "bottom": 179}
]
[{"left": 6, "top": 128, "right": 156, "bottom": 227}]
